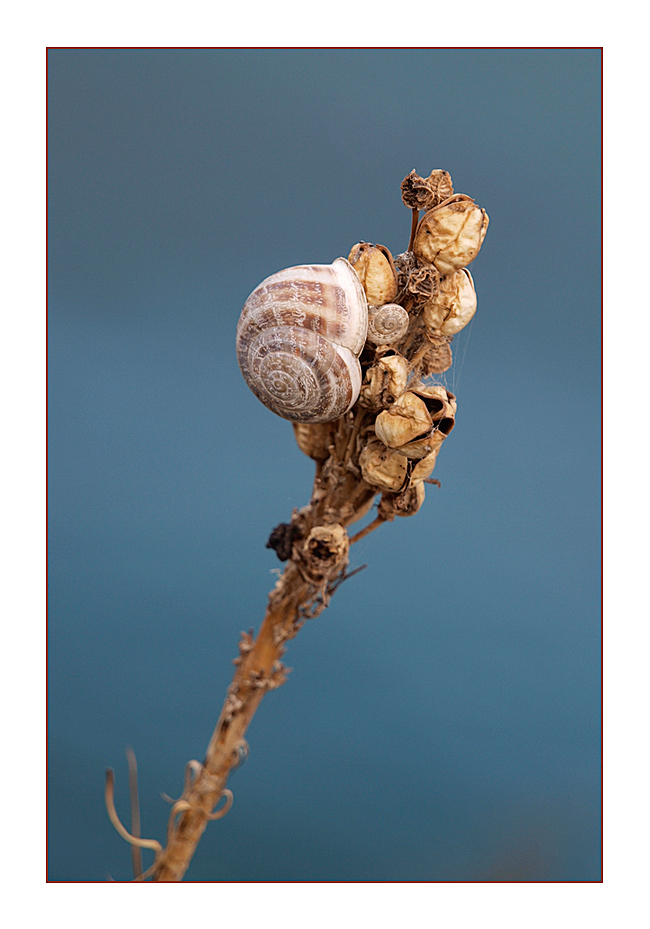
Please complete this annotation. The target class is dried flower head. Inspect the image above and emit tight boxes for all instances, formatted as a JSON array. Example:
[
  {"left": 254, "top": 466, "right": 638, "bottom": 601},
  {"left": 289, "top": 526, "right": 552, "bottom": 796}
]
[
  {"left": 407, "top": 265, "right": 440, "bottom": 301},
  {"left": 394, "top": 250, "right": 417, "bottom": 276},
  {"left": 297, "top": 524, "right": 349, "bottom": 585}
]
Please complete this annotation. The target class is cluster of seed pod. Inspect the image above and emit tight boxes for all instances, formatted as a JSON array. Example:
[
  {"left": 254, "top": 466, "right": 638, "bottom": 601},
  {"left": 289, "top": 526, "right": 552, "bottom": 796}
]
[{"left": 236, "top": 168, "right": 488, "bottom": 522}]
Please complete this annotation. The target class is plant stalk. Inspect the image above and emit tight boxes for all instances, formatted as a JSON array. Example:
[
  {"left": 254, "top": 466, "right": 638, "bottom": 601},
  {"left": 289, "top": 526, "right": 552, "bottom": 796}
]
[
  {"left": 153, "top": 561, "right": 312, "bottom": 881},
  {"left": 152, "top": 456, "right": 370, "bottom": 881}
]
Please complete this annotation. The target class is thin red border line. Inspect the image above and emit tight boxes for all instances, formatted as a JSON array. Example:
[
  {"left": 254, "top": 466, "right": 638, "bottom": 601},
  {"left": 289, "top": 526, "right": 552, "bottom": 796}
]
[
  {"left": 46, "top": 45, "right": 50, "bottom": 885},
  {"left": 45, "top": 45, "right": 604, "bottom": 50},
  {"left": 45, "top": 45, "right": 604, "bottom": 885},
  {"left": 600, "top": 45, "right": 604, "bottom": 886}
]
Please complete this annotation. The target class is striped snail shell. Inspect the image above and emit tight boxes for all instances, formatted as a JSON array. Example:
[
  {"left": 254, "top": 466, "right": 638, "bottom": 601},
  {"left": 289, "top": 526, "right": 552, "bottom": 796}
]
[{"left": 236, "top": 258, "right": 369, "bottom": 424}]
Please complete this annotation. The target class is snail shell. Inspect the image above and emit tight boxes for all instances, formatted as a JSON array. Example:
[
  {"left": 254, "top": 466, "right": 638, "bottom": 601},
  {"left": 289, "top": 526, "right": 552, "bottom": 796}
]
[
  {"left": 366, "top": 304, "right": 410, "bottom": 346},
  {"left": 236, "top": 258, "right": 368, "bottom": 424}
]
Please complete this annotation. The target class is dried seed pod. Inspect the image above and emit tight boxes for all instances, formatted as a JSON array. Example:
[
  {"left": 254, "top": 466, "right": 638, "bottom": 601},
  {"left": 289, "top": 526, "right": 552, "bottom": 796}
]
[
  {"left": 394, "top": 250, "right": 417, "bottom": 283},
  {"left": 378, "top": 482, "right": 425, "bottom": 520},
  {"left": 347, "top": 243, "right": 398, "bottom": 305},
  {"left": 236, "top": 258, "right": 368, "bottom": 424},
  {"left": 292, "top": 422, "right": 335, "bottom": 460},
  {"left": 266, "top": 520, "right": 301, "bottom": 561},
  {"left": 359, "top": 438, "right": 409, "bottom": 493},
  {"left": 422, "top": 340, "right": 453, "bottom": 374},
  {"left": 410, "top": 447, "right": 440, "bottom": 485},
  {"left": 422, "top": 269, "right": 477, "bottom": 337},
  {"left": 366, "top": 304, "right": 410, "bottom": 346},
  {"left": 398, "top": 482, "right": 425, "bottom": 516},
  {"left": 359, "top": 352, "right": 408, "bottom": 410},
  {"left": 412, "top": 383, "right": 457, "bottom": 424},
  {"left": 387, "top": 385, "right": 457, "bottom": 460},
  {"left": 395, "top": 429, "right": 446, "bottom": 460},
  {"left": 374, "top": 391, "right": 433, "bottom": 449},
  {"left": 413, "top": 195, "right": 489, "bottom": 276},
  {"left": 297, "top": 524, "right": 349, "bottom": 584},
  {"left": 406, "top": 265, "right": 440, "bottom": 301},
  {"left": 400, "top": 169, "right": 454, "bottom": 211}
]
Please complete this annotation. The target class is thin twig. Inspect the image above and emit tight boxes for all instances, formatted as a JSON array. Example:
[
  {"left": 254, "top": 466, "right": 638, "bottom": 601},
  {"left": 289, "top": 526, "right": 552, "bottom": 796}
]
[
  {"left": 408, "top": 208, "right": 419, "bottom": 251},
  {"left": 349, "top": 515, "right": 385, "bottom": 545}
]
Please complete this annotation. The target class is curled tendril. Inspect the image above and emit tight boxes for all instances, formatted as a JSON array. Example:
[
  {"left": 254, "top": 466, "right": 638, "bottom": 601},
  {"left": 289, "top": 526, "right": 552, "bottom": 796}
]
[
  {"left": 165, "top": 788, "right": 233, "bottom": 848},
  {"left": 162, "top": 761, "right": 235, "bottom": 845},
  {"left": 184, "top": 759, "right": 204, "bottom": 793},
  {"left": 166, "top": 799, "right": 192, "bottom": 844},
  {"left": 161, "top": 759, "right": 204, "bottom": 805},
  {"left": 206, "top": 788, "right": 234, "bottom": 820}
]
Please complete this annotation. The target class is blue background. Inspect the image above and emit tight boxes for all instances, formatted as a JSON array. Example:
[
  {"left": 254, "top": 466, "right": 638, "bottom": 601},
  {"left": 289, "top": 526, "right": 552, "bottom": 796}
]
[{"left": 48, "top": 48, "right": 601, "bottom": 881}]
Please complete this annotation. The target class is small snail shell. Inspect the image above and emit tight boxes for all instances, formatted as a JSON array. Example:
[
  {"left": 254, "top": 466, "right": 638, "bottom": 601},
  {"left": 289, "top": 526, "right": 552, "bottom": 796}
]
[
  {"left": 366, "top": 304, "right": 410, "bottom": 346},
  {"left": 236, "top": 258, "right": 368, "bottom": 424}
]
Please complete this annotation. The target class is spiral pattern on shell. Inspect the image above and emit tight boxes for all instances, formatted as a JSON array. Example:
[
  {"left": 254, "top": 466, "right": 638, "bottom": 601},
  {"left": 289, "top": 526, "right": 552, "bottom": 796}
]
[
  {"left": 236, "top": 258, "right": 368, "bottom": 424},
  {"left": 366, "top": 303, "right": 410, "bottom": 346}
]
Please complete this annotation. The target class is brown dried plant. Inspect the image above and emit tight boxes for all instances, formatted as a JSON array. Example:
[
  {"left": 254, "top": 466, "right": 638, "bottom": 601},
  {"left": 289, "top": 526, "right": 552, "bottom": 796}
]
[{"left": 106, "top": 168, "right": 489, "bottom": 881}]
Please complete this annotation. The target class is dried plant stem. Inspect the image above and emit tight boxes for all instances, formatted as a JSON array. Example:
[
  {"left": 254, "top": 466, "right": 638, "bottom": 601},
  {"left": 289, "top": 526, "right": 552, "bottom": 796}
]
[
  {"left": 152, "top": 457, "right": 372, "bottom": 882},
  {"left": 349, "top": 515, "right": 385, "bottom": 546},
  {"left": 408, "top": 208, "right": 419, "bottom": 252},
  {"left": 153, "top": 569, "right": 307, "bottom": 880},
  {"left": 107, "top": 166, "right": 488, "bottom": 881},
  {"left": 113, "top": 338, "right": 444, "bottom": 882}
]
